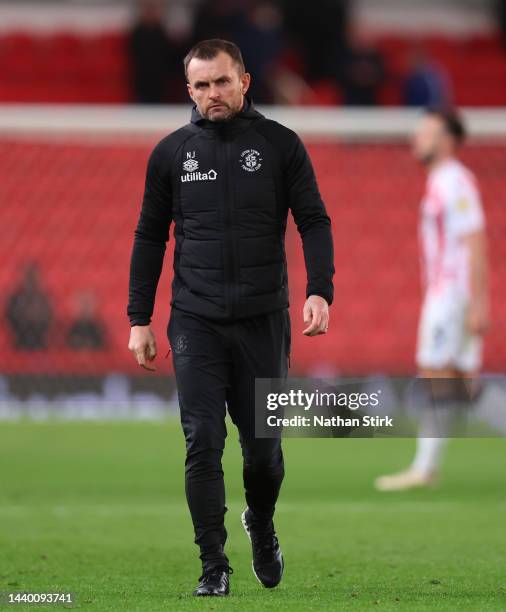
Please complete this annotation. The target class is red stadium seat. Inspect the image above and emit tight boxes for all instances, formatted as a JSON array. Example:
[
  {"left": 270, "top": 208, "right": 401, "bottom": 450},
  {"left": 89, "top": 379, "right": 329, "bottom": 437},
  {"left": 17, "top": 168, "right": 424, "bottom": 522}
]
[{"left": 1, "top": 30, "right": 506, "bottom": 105}]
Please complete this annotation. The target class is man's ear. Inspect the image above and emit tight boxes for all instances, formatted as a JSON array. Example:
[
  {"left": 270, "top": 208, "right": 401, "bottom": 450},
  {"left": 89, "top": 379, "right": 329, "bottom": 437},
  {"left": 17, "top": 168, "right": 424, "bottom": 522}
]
[
  {"left": 186, "top": 83, "right": 195, "bottom": 102},
  {"left": 241, "top": 72, "right": 251, "bottom": 96}
]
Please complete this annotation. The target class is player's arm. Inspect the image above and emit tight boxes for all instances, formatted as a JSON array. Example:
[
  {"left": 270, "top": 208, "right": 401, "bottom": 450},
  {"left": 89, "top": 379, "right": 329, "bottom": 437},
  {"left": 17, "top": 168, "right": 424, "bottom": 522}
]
[
  {"left": 463, "top": 229, "right": 490, "bottom": 335},
  {"left": 452, "top": 178, "right": 489, "bottom": 335},
  {"left": 285, "top": 133, "right": 335, "bottom": 336},
  {"left": 127, "top": 143, "right": 173, "bottom": 371}
]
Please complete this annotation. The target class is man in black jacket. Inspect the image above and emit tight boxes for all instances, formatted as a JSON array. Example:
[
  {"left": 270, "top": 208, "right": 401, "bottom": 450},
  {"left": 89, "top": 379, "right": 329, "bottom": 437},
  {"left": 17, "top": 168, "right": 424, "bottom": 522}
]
[{"left": 128, "top": 39, "right": 334, "bottom": 597}]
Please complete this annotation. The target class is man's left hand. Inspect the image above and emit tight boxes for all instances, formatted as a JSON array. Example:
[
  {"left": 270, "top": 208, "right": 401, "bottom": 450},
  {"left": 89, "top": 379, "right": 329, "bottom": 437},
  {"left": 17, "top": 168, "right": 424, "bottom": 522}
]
[
  {"left": 467, "top": 297, "right": 490, "bottom": 335},
  {"left": 302, "top": 295, "right": 329, "bottom": 336}
]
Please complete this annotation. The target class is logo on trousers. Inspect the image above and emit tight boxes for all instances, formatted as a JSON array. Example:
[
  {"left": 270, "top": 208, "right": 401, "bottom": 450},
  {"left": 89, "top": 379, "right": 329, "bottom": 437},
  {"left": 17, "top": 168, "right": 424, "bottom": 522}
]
[{"left": 173, "top": 334, "right": 188, "bottom": 353}]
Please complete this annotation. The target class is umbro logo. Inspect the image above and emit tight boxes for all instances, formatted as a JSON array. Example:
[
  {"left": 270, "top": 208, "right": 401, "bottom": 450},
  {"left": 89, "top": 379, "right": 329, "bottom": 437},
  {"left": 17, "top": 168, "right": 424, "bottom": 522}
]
[
  {"left": 183, "top": 151, "right": 198, "bottom": 172},
  {"left": 181, "top": 151, "right": 218, "bottom": 182},
  {"left": 183, "top": 157, "right": 199, "bottom": 172}
]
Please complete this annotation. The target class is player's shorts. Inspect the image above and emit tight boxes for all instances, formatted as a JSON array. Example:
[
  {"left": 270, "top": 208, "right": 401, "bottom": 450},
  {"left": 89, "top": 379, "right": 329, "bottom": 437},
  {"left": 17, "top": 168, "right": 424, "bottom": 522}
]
[{"left": 416, "top": 288, "right": 483, "bottom": 372}]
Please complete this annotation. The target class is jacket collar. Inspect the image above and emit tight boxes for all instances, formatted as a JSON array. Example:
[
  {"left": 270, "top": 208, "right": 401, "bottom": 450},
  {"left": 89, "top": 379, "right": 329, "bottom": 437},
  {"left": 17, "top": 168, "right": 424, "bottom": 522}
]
[{"left": 190, "top": 97, "right": 263, "bottom": 131}]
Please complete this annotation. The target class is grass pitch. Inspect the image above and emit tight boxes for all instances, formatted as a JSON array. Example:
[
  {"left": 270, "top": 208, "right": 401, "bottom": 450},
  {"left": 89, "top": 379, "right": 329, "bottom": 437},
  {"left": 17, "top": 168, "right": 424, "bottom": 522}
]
[{"left": 0, "top": 421, "right": 504, "bottom": 611}]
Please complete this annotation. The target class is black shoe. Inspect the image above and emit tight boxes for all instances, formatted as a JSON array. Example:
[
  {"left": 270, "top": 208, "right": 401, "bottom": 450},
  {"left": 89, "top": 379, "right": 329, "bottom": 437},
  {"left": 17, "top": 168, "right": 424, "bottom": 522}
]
[
  {"left": 192, "top": 567, "right": 232, "bottom": 597},
  {"left": 241, "top": 507, "right": 284, "bottom": 588}
]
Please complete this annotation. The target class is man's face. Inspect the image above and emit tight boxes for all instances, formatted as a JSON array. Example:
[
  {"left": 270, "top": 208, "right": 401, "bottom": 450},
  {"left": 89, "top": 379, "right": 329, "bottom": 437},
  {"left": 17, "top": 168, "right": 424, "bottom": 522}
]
[
  {"left": 186, "top": 51, "right": 250, "bottom": 122},
  {"left": 412, "top": 115, "right": 451, "bottom": 166}
]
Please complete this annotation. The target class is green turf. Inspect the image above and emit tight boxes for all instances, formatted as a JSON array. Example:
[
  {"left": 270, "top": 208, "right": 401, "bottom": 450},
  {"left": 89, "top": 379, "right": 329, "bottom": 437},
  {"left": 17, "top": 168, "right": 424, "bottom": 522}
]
[{"left": 0, "top": 421, "right": 504, "bottom": 611}]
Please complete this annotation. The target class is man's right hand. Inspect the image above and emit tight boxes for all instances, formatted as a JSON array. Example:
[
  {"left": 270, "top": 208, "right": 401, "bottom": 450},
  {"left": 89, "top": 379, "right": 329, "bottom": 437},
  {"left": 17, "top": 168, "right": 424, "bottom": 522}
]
[{"left": 128, "top": 325, "right": 157, "bottom": 371}]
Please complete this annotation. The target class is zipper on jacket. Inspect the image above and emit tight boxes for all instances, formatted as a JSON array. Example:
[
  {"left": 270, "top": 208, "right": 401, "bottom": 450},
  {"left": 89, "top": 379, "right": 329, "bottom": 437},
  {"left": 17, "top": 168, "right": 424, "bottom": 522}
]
[
  {"left": 220, "top": 135, "right": 237, "bottom": 318},
  {"left": 225, "top": 139, "right": 240, "bottom": 317}
]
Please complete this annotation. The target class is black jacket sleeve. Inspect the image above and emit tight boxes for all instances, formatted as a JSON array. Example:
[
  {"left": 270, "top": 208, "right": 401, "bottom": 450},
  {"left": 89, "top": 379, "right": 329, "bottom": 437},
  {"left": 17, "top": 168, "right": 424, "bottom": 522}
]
[
  {"left": 127, "top": 142, "right": 173, "bottom": 326},
  {"left": 285, "top": 133, "right": 335, "bottom": 305}
]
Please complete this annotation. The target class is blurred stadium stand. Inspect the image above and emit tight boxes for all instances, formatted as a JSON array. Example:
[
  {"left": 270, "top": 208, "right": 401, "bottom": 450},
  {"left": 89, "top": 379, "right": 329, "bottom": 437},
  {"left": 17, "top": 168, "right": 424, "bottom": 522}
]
[
  {"left": 0, "top": 0, "right": 506, "bottom": 106},
  {"left": 0, "top": 0, "right": 505, "bottom": 412},
  {"left": 1, "top": 31, "right": 506, "bottom": 106},
  {"left": 0, "top": 107, "right": 504, "bottom": 384}
]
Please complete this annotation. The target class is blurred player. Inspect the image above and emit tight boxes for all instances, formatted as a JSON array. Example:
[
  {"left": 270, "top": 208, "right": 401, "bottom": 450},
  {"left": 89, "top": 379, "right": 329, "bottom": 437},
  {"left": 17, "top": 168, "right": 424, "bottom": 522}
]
[{"left": 375, "top": 109, "right": 489, "bottom": 491}]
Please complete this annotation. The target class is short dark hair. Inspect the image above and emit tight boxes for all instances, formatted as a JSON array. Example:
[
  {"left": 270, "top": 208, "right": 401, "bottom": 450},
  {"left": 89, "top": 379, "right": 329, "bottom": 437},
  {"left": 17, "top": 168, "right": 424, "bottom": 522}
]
[
  {"left": 426, "top": 108, "right": 467, "bottom": 145},
  {"left": 183, "top": 39, "right": 245, "bottom": 80}
]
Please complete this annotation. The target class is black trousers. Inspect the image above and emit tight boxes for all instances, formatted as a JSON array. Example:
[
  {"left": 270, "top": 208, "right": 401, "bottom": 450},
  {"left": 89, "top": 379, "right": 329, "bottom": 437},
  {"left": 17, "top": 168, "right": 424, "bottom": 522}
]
[{"left": 168, "top": 306, "right": 290, "bottom": 571}]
